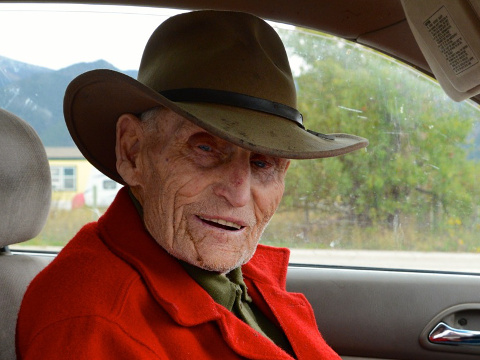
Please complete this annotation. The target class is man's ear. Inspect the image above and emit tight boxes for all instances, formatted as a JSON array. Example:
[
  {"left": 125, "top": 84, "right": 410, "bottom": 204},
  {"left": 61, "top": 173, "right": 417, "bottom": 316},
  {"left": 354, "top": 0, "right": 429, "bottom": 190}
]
[{"left": 116, "top": 113, "right": 143, "bottom": 186}]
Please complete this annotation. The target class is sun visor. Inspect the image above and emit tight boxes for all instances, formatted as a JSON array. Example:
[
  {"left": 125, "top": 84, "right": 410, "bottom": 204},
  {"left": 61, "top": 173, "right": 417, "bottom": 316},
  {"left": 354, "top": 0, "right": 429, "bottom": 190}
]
[{"left": 401, "top": 0, "right": 480, "bottom": 101}]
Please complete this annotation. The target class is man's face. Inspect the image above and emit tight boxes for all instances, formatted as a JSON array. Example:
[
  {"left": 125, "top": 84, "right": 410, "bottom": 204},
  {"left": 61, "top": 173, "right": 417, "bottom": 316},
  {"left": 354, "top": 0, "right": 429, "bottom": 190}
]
[{"left": 122, "top": 109, "right": 290, "bottom": 273}]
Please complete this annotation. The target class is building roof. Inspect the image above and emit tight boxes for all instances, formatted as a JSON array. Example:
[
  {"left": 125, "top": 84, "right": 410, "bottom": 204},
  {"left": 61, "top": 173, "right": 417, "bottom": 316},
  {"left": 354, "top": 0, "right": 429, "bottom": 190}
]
[{"left": 45, "top": 147, "right": 84, "bottom": 160}]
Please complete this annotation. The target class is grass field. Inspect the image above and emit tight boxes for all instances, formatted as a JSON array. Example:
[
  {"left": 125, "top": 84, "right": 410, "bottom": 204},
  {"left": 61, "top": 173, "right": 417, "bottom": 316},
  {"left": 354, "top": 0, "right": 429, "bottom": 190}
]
[{"left": 262, "top": 209, "right": 480, "bottom": 253}]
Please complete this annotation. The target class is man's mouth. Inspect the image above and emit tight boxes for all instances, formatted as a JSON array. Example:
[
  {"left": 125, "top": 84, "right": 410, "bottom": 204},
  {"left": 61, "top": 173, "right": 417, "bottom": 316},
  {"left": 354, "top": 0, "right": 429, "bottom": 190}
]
[{"left": 197, "top": 216, "right": 244, "bottom": 231}]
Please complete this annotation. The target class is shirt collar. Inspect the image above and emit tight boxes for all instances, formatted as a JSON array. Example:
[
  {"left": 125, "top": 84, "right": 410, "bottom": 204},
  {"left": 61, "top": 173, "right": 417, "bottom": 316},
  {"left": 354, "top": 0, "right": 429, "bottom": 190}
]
[{"left": 180, "top": 261, "right": 252, "bottom": 311}]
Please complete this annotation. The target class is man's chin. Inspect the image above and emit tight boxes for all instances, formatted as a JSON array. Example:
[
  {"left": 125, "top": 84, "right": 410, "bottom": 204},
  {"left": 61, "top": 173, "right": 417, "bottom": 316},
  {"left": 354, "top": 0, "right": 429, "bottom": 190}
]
[
  {"left": 184, "top": 253, "right": 252, "bottom": 274},
  {"left": 187, "top": 258, "right": 239, "bottom": 274},
  {"left": 198, "top": 243, "right": 259, "bottom": 273},
  {"left": 155, "top": 236, "right": 258, "bottom": 273}
]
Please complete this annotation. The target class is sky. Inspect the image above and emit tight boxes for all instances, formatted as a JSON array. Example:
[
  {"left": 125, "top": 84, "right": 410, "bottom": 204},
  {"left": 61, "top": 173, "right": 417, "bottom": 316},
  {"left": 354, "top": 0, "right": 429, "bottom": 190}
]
[{"left": 0, "top": 4, "right": 185, "bottom": 70}]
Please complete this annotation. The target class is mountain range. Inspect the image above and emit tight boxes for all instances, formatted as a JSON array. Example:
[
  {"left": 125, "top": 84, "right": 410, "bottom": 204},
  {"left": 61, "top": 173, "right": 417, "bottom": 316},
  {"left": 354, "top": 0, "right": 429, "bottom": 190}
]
[{"left": 0, "top": 56, "right": 137, "bottom": 146}]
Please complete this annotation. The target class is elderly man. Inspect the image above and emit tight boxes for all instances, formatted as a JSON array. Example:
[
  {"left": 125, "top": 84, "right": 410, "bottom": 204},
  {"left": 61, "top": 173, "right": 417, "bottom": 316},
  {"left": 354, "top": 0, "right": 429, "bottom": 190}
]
[{"left": 17, "top": 10, "right": 367, "bottom": 360}]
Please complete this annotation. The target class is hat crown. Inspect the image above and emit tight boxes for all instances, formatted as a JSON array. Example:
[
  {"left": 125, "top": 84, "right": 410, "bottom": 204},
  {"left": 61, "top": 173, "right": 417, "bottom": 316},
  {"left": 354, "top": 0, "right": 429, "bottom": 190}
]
[{"left": 138, "top": 11, "right": 297, "bottom": 108}]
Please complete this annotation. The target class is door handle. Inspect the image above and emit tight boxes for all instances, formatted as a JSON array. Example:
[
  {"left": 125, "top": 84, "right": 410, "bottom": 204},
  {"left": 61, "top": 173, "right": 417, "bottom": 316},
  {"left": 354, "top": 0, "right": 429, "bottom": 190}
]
[{"left": 429, "top": 322, "right": 480, "bottom": 346}]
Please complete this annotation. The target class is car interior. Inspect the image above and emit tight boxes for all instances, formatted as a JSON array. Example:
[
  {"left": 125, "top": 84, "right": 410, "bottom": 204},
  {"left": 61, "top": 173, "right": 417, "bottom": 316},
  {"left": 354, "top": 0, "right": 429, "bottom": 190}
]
[{"left": 1, "top": 0, "right": 480, "bottom": 359}]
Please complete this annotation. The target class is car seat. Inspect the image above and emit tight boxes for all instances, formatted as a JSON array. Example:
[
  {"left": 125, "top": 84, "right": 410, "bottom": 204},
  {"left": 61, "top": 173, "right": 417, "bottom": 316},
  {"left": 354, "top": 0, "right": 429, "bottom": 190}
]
[{"left": 0, "top": 108, "right": 52, "bottom": 360}]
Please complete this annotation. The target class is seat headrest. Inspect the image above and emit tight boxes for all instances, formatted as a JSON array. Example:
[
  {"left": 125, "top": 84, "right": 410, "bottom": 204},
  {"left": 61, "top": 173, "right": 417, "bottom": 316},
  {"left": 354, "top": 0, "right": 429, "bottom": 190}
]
[{"left": 0, "top": 109, "right": 51, "bottom": 247}]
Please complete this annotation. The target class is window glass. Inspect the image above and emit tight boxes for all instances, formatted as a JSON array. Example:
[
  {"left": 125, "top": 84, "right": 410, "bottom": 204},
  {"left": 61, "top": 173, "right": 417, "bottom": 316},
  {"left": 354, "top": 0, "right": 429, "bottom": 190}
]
[
  {"left": 50, "top": 166, "right": 76, "bottom": 191},
  {"left": 3, "top": 4, "right": 480, "bottom": 273},
  {"left": 103, "top": 180, "right": 118, "bottom": 190},
  {"left": 263, "top": 28, "right": 480, "bottom": 273}
]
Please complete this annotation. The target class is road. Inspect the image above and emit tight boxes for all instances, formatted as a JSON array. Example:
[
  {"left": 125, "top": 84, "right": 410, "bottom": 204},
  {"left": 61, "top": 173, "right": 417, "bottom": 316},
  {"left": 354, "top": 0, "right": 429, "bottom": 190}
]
[{"left": 289, "top": 249, "right": 480, "bottom": 273}]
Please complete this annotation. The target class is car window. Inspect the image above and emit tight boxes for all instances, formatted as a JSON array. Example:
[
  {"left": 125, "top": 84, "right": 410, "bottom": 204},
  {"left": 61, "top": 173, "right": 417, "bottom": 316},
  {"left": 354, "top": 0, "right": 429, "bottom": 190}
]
[{"left": 3, "top": 4, "right": 480, "bottom": 273}]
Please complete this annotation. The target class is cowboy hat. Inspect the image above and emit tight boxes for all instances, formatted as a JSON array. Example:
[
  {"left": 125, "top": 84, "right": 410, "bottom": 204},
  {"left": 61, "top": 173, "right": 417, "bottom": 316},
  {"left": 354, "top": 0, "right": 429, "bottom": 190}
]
[{"left": 64, "top": 10, "right": 368, "bottom": 184}]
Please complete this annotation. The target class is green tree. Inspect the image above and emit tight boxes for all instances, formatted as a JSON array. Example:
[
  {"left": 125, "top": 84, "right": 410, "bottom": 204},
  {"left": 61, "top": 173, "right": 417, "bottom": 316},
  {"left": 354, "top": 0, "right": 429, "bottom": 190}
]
[{"left": 275, "top": 27, "right": 479, "bottom": 247}]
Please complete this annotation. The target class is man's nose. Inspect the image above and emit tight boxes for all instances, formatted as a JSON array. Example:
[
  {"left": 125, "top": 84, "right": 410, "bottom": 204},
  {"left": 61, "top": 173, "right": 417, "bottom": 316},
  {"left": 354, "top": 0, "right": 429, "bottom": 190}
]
[{"left": 213, "top": 159, "right": 252, "bottom": 207}]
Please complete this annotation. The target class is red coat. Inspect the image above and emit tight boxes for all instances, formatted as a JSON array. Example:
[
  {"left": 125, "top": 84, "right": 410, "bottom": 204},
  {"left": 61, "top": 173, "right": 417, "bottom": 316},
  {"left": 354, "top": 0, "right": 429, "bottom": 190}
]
[{"left": 17, "top": 188, "right": 340, "bottom": 360}]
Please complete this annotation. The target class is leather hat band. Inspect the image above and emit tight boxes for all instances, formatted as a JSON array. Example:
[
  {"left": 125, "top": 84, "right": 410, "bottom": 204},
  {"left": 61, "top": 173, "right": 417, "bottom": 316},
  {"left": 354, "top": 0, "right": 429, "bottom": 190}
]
[{"left": 160, "top": 88, "right": 304, "bottom": 127}]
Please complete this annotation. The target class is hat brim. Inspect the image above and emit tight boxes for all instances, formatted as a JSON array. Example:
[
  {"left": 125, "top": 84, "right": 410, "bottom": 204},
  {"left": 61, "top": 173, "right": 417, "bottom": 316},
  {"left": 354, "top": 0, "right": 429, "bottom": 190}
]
[{"left": 64, "top": 69, "right": 368, "bottom": 184}]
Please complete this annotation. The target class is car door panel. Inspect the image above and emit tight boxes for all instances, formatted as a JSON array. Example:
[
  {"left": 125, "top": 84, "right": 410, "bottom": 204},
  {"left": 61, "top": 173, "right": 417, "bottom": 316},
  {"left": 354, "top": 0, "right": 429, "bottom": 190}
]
[{"left": 287, "top": 266, "right": 480, "bottom": 360}]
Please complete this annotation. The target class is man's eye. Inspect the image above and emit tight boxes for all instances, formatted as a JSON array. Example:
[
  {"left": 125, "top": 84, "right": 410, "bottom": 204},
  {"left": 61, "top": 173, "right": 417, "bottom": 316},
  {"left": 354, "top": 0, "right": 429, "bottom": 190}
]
[
  {"left": 252, "top": 160, "right": 269, "bottom": 169},
  {"left": 198, "top": 144, "right": 212, "bottom": 152}
]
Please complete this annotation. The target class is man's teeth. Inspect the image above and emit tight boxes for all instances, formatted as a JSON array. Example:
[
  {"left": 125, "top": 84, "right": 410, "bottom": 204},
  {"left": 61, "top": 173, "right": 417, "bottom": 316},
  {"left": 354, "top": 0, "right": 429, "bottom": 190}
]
[{"left": 199, "top": 216, "right": 242, "bottom": 230}]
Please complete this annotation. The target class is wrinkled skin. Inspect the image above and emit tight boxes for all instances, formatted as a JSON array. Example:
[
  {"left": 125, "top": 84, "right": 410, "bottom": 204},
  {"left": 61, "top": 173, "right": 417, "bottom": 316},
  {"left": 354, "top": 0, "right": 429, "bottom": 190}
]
[{"left": 116, "top": 108, "right": 290, "bottom": 274}]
